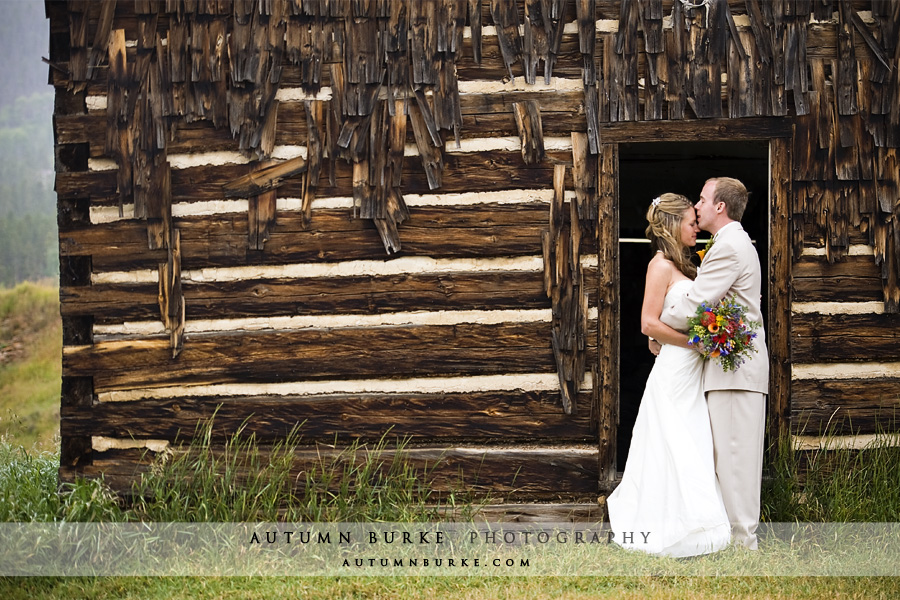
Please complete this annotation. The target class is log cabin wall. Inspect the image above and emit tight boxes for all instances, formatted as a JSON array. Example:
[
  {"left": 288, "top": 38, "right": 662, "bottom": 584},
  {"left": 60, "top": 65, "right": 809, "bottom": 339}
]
[{"left": 49, "top": 0, "right": 900, "bottom": 501}]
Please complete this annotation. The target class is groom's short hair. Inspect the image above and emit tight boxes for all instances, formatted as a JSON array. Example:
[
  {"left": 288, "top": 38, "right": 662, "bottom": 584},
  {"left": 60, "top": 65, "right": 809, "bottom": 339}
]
[{"left": 710, "top": 177, "right": 749, "bottom": 221}]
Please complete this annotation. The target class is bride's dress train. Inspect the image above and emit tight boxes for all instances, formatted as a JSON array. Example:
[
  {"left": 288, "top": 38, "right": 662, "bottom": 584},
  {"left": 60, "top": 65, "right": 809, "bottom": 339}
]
[{"left": 607, "top": 280, "right": 731, "bottom": 558}]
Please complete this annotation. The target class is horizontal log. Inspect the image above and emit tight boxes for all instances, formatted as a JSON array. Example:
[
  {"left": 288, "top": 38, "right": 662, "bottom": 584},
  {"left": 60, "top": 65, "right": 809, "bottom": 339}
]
[
  {"left": 792, "top": 277, "right": 883, "bottom": 302},
  {"left": 458, "top": 90, "right": 586, "bottom": 116},
  {"left": 158, "top": 110, "right": 582, "bottom": 157},
  {"left": 455, "top": 110, "right": 584, "bottom": 138},
  {"left": 53, "top": 113, "right": 96, "bottom": 147},
  {"left": 61, "top": 202, "right": 598, "bottom": 271},
  {"left": 599, "top": 117, "right": 792, "bottom": 142},
  {"left": 443, "top": 502, "right": 607, "bottom": 522},
  {"left": 63, "top": 88, "right": 588, "bottom": 147},
  {"left": 805, "top": 22, "right": 883, "bottom": 60},
  {"left": 63, "top": 321, "right": 598, "bottom": 393},
  {"left": 223, "top": 149, "right": 569, "bottom": 197},
  {"left": 61, "top": 268, "right": 599, "bottom": 323},
  {"left": 800, "top": 226, "right": 870, "bottom": 248},
  {"left": 792, "top": 255, "right": 883, "bottom": 301},
  {"left": 60, "top": 390, "right": 595, "bottom": 442},
  {"left": 791, "top": 313, "right": 900, "bottom": 362},
  {"left": 279, "top": 103, "right": 585, "bottom": 149},
  {"left": 791, "top": 378, "right": 900, "bottom": 435},
  {"left": 57, "top": 101, "right": 586, "bottom": 159},
  {"left": 792, "top": 312, "right": 900, "bottom": 337},
  {"left": 792, "top": 254, "right": 881, "bottom": 278},
  {"left": 60, "top": 443, "right": 600, "bottom": 500},
  {"left": 58, "top": 150, "right": 572, "bottom": 204},
  {"left": 456, "top": 35, "right": 586, "bottom": 81},
  {"left": 791, "top": 338, "right": 900, "bottom": 363},
  {"left": 55, "top": 170, "right": 118, "bottom": 200}
]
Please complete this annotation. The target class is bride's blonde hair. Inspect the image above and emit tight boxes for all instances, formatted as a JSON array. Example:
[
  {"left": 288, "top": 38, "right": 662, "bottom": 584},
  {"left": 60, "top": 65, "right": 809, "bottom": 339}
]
[{"left": 645, "top": 193, "right": 697, "bottom": 279}]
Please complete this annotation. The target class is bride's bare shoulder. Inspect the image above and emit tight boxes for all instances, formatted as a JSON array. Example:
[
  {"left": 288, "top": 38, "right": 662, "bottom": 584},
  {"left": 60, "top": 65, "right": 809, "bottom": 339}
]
[
  {"left": 648, "top": 251, "right": 675, "bottom": 268},
  {"left": 646, "top": 252, "right": 676, "bottom": 279}
]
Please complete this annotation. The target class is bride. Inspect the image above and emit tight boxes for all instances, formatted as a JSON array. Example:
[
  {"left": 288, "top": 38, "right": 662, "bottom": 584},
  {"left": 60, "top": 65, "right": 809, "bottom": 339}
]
[{"left": 606, "top": 193, "right": 731, "bottom": 558}]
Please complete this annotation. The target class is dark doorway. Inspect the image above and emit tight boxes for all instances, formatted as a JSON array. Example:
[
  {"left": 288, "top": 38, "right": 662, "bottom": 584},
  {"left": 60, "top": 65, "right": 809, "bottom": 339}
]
[{"left": 616, "top": 141, "right": 770, "bottom": 471}]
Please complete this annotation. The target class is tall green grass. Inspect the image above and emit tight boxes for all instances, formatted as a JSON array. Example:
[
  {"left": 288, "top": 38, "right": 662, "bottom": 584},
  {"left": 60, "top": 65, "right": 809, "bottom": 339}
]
[
  {"left": 130, "top": 419, "right": 443, "bottom": 522},
  {"left": 0, "top": 281, "right": 61, "bottom": 449},
  {"left": 0, "top": 436, "right": 122, "bottom": 522},
  {"left": 130, "top": 420, "right": 305, "bottom": 522},
  {"left": 4, "top": 418, "right": 899, "bottom": 525},
  {"left": 763, "top": 426, "right": 900, "bottom": 522},
  {"left": 1, "top": 418, "right": 448, "bottom": 523}
]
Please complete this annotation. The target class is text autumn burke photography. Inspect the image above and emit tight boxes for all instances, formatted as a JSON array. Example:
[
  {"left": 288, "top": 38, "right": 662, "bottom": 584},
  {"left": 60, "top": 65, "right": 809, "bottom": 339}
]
[{"left": 246, "top": 527, "right": 649, "bottom": 547}]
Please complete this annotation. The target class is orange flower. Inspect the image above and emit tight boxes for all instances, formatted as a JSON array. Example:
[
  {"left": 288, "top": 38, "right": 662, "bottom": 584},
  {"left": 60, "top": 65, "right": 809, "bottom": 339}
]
[{"left": 707, "top": 323, "right": 720, "bottom": 333}]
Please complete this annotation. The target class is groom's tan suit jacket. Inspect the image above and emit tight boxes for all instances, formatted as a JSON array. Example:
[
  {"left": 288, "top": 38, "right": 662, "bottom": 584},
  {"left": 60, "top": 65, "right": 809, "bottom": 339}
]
[{"left": 659, "top": 221, "right": 769, "bottom": 393}]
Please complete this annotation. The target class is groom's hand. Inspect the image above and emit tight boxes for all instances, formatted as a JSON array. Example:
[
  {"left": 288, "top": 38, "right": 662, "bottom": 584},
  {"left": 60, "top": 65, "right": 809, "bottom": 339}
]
[{"left": 648, "top": 338, "right": 661, "bottom": 356}]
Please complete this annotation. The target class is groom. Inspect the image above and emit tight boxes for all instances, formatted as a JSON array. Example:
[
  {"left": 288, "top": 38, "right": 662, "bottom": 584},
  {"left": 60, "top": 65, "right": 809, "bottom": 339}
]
[{"left": 660, "top": 177, "right": 769, "bottom": 549}]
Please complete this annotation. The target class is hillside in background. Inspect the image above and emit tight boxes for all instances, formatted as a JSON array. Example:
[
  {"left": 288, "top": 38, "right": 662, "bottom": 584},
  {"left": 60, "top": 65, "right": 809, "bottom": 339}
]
[
  {"left": 0, "top": 281, "right": 61, "bottom": 449},
  {"left": 0, "top": 0, "right": 57, "bottom": 287}
]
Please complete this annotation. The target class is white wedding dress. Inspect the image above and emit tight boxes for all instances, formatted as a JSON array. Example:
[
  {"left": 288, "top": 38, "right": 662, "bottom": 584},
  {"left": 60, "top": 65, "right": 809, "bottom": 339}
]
[{"left": 607, "top": 279, "right": 731, "bottom": 558}]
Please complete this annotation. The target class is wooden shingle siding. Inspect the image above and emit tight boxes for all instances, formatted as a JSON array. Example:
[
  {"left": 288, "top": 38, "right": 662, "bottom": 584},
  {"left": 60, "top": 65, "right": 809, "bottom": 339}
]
[{"left": 49, "top": 0, "right": 900, "bottom": 499}]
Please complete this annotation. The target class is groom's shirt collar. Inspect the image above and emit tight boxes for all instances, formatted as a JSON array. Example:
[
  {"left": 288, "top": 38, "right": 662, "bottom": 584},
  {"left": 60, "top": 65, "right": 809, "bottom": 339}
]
[{"left": 715, "top": 221, "right": 741, "bottom": 237}]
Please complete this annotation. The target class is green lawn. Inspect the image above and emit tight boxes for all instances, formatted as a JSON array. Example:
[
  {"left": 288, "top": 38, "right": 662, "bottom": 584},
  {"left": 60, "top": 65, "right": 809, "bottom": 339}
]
[{"left": 3, "top": 575, "right": 900, "bottom": 599}]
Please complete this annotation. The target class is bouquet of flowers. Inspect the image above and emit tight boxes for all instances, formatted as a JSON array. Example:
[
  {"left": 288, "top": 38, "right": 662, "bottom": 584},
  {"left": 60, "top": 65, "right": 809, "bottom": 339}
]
[{"left": 687, "top": 294, "right": 760, "bottom": 372}]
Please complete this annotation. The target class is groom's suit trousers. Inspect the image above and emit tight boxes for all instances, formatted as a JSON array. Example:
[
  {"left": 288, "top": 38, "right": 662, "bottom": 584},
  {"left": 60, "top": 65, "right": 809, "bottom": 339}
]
[{"left": 706, "top": 389, "right": 766, "bottom": 550}]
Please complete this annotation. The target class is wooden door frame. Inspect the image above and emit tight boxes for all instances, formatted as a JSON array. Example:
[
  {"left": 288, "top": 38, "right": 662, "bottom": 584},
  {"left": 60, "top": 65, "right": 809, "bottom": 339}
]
[{"left": 596, "top": 118, "right": 793, "bottom": 492}]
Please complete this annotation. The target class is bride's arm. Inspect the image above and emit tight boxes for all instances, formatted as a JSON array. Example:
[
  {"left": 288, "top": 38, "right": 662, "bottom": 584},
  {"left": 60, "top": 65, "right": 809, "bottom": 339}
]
[{"left": 640, "top": 257, "right": 692, "bottom": 349}]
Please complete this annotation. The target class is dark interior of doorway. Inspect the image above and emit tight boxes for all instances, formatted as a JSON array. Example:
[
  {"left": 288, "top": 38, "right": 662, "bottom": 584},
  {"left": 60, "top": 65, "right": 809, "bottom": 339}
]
[{"left": 616, "top": 141, "right": 769, "bottom": 471}]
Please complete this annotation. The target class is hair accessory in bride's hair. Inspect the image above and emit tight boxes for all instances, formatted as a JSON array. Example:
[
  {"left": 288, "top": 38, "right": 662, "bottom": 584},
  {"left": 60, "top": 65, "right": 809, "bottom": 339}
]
[{"left": 651, "top": 197, "right": 661, "bottom": 207}]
